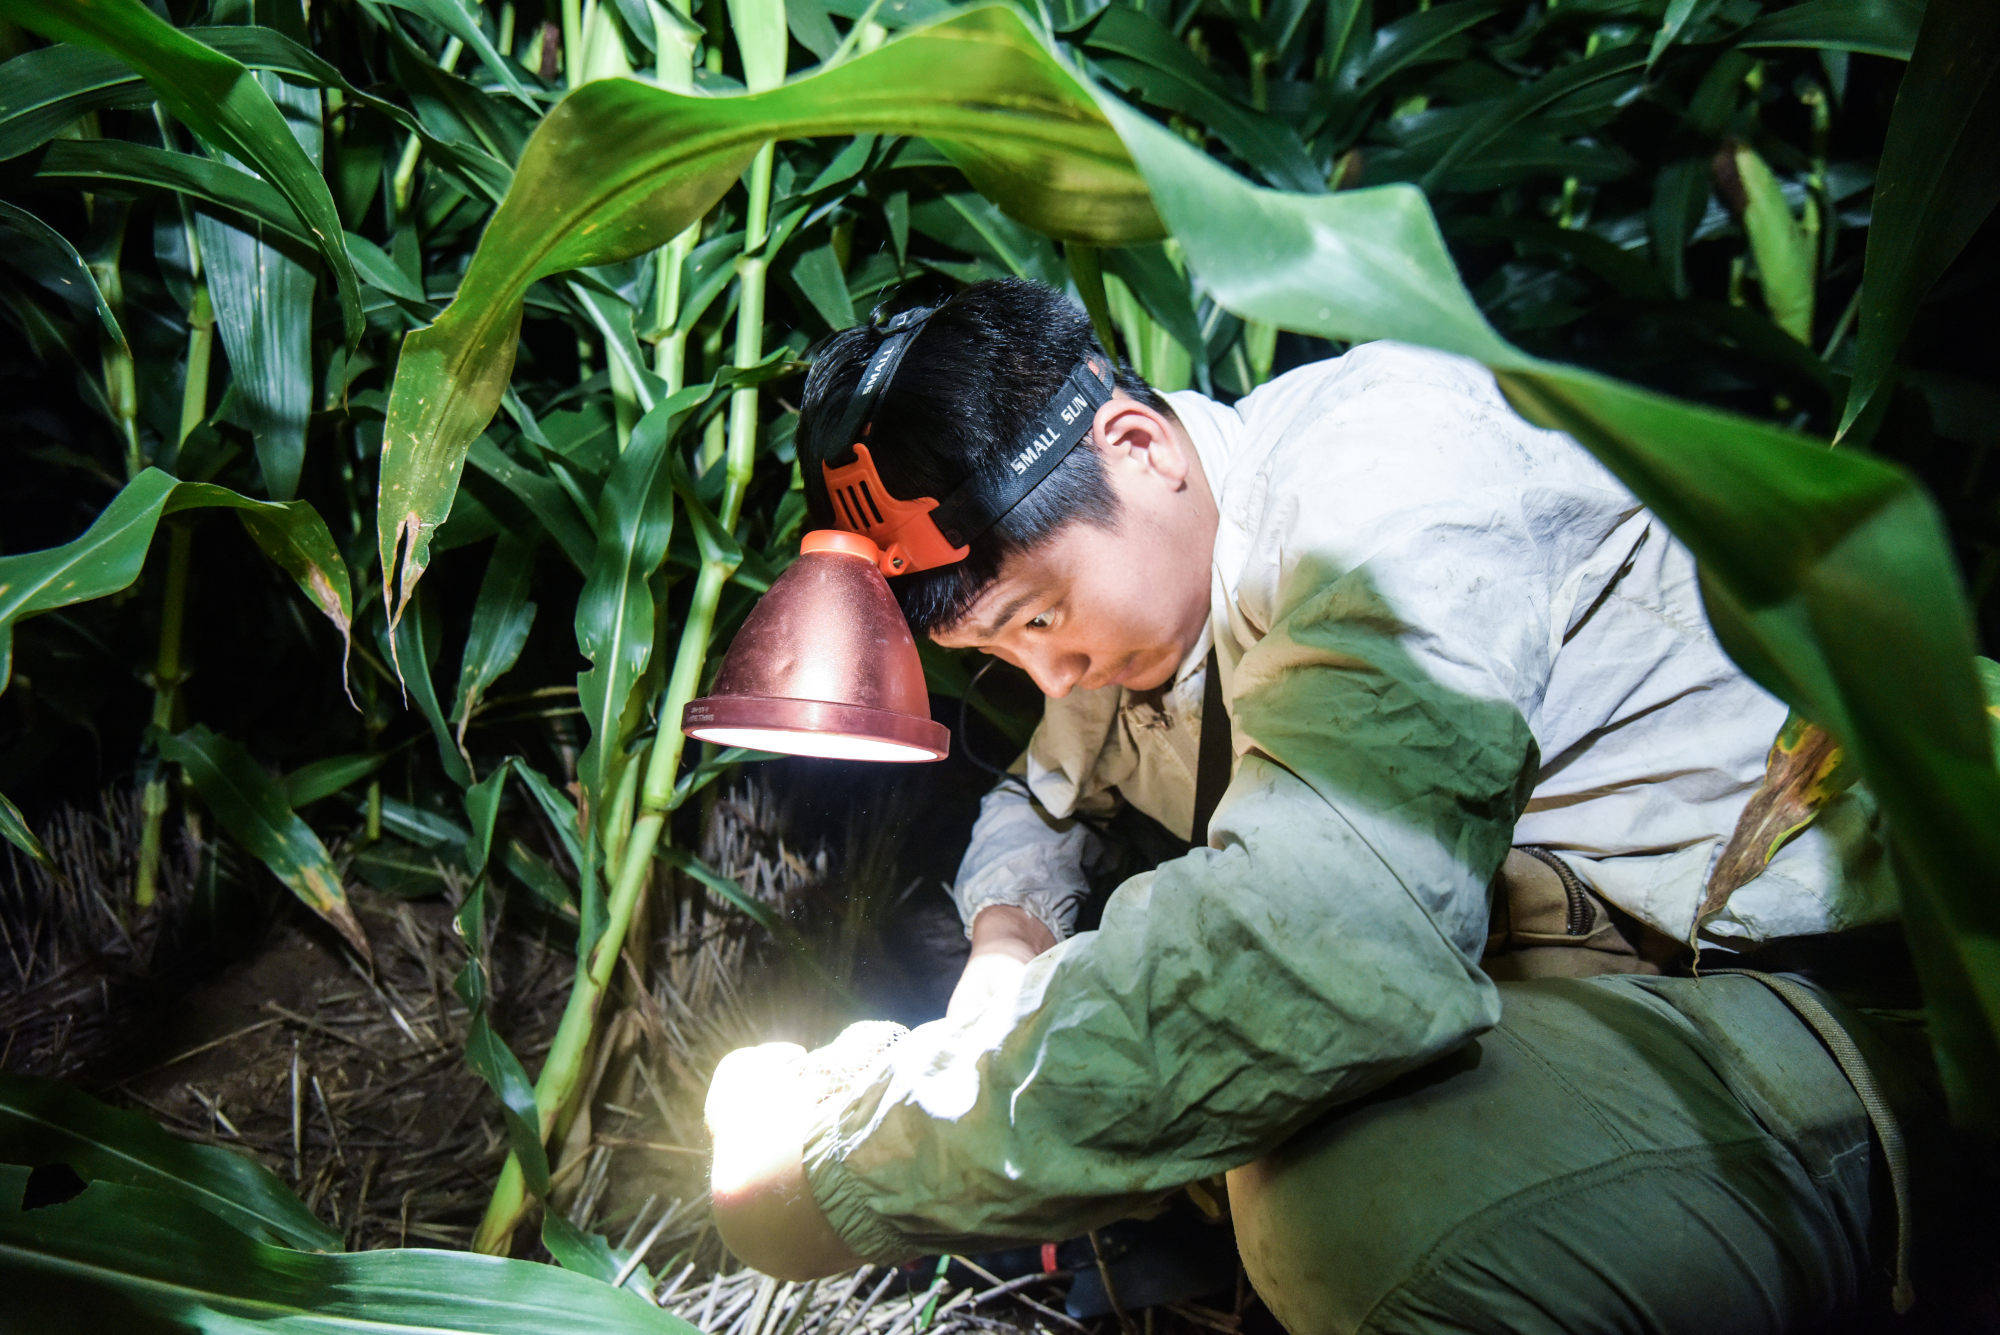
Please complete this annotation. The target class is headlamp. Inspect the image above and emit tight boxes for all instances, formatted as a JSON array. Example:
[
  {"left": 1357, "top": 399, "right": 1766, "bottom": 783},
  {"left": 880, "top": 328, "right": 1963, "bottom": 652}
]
[{"left": 682, "top": 306, "right": 1115, "bottom": 763}]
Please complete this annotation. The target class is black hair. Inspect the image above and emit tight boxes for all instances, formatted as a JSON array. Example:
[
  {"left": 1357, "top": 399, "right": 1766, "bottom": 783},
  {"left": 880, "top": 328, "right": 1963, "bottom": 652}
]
[{"left": 796, "top": 278, "right": 1174, "bottom": 634}]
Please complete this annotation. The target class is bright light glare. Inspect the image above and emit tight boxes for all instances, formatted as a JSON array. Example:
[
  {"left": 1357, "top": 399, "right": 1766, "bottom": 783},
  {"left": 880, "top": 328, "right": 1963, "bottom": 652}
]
[
  {"left": 707, "top": 1043, "right": 808, "bottom": 1195},
  {"left": 690, "top": 725, "right": 937, "bottom": 762}
]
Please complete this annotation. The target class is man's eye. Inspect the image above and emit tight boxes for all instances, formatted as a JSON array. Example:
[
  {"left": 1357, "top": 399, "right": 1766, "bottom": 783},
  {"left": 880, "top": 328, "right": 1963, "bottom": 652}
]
[{"left": 1026, "top": 612, "right": 1052, "bottom": 630}]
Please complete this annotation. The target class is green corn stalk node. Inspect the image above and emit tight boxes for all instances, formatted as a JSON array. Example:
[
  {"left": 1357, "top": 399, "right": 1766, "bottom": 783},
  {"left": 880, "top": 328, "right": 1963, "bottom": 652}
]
[
  {"left": 135, "top": 177, "right": 212, "bottom": 913},
  {"left": 472, "top": 0, "right": 797, "bottom": 1255}
]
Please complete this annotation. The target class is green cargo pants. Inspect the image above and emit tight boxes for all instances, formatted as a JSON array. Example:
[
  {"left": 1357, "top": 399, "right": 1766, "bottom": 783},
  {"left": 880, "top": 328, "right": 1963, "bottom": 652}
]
[{"left": 1227, "top": 974, "right": 1917, "bottom": 1335}]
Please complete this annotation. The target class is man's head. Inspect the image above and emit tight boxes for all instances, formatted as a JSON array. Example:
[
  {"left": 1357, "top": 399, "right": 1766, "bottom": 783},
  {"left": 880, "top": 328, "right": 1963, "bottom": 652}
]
[{"left": 798, "top": 279, "right": 1217, "bottom": 698}]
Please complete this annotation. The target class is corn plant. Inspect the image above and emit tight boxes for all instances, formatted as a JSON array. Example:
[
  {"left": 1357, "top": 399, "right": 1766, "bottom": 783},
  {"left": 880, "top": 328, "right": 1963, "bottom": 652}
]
[{"left": 0, "top": 1072, "right": 699, "bottom": 1330}]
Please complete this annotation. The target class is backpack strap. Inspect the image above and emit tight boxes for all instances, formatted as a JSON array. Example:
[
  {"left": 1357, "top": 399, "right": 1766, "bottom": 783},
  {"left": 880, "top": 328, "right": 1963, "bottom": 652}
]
[{"left": 1191, "top": 648, "right": 1230, "bottom": 846}]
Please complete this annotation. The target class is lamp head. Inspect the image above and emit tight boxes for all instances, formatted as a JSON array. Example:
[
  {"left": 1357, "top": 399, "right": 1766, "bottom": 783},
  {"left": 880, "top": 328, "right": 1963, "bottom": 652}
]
[
  {"left": 680, "top": 300, "right": 1114, "bottom": 765},
  {"left": 680, "top": 530, "right": 949, "bottom": 762}
]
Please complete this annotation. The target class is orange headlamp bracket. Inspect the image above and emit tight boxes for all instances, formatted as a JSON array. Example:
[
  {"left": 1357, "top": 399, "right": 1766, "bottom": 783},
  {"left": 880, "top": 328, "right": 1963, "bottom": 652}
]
[{"left": 821, "top": 443, "right": 968, "bottom": 577}]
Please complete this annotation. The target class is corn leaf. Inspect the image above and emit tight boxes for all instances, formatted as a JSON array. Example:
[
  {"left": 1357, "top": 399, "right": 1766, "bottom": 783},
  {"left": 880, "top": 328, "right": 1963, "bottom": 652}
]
[
  {"left": 0, "top": 0, "right": 363, "bottom": 343},
  {"left": 1352, "top": 0, "right": 1501, "bottom": 97},
  {"left": 0, "top": 26, "right": 509, "bottom": 195},
  {"left": 508, "top": 761, "right": 585, "bottom": 875},
  {"left": 575, "top": 386, "right": 704, "bottom": 826},
  {"left": 466, "top": 436, "right": 600, "bottom": 573},
  {"left": 1421, "top": 44, "right": 1650, "bottom": 191},
  {"left": 1729, "top": 142, "right": 1815, "bottom": 343},
  {"left": 1081, "top": 6, "right": 1320, "bottom": 192},
  {"left": 196, "top": 67, "right": 320, "bottom": 500},
  {"left": 463, "top": 761, "right": 512, "bottom": 879},
  {"left": 453, "top": 877, "right": 552, "bottom": 1196},
  {"left": 0, "top": 790, "right": 54, "bottom": 875},
  {"left": 376, "top": 5, "right": 1159, "bottom": 628},
  {"left": 379, "top": 3, "right": 2000, "bottom": 1124},
  {"left": 1647, "top": 0, "right": 1715, "bottom": 69},
  {"left": 0, "top": 1165, "right": 699, "bottom": 1333},
  {"left": 464, "top": 755, "right": 584, "bottom": 885},
  {"left": 0, "top": 201, "right": 127, "bottom": 354},
  {"left": 1646, "top": 48, "right": 1754, "bottom": 299},
  {"left": 366, "top": 0, "right": 542, "bottom": 106},
  {"left": 452, "top": 536, "right": 539, "bottom": 744},
  {"left": 791, "top": 242, "right": 857, "bottom": 329},
  {"left": 158, "top": 725, "right": 368, "bottom": 962},
  {"left": 1982, "top": 658, "right": 2000, "bottom": 757},
  {"left": 0, "top": 1073, "right": 339, "bottom": 1252},
  {"left": 540, "top": 1211, "right": 654, "bottom": 1294},
  {"left": 0, "top": 470, "right": 352, "bottom": 695},
  {"left": 35, "top": 139, "right": 315, "bottom": 251},
  {"left": 1103, "top": 243, "right": 1205, "bottom": 368},
  {"left": 1734, "top": 0, "right": 1922, "bottom": 61},
  {"left": 1695, "top": 715, "right": 1855, "bottom": 943},
  {"left": 0, "top": 39, "right": 154, "bottom": 161},
  {"left": 1841, "top": 0, "right": 2000, "bottom": 437},
  {"left": 380, "top": 590, "right": 475, "bottom": 788},
  {"left": 281, "top": 753, "right": 387, "bottom": 808}
]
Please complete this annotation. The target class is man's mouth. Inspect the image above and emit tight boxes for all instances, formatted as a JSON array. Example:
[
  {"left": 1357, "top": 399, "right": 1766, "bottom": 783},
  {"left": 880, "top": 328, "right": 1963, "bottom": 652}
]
[{"left": 1101, "top": 651, "right": 1142, "bottom": 691}]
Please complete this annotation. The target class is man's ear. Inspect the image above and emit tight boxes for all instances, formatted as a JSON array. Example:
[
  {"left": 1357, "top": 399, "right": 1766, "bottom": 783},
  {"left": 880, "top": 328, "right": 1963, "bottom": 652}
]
[{"left": 1093, "top": 397, "right": 1189, "bottom": 486}]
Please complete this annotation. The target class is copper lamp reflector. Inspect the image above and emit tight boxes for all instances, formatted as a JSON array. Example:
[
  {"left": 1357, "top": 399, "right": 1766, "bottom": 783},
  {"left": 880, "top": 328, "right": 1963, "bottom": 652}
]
[{"left": 681, "top": 531, "right": 949, "bottom": 763}]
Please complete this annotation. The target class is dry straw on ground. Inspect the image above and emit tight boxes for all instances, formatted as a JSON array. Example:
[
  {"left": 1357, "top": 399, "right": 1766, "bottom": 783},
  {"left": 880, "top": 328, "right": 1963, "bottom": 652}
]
[{"left": 3, "top": 782, "right": 1250, "bottom": 1333}]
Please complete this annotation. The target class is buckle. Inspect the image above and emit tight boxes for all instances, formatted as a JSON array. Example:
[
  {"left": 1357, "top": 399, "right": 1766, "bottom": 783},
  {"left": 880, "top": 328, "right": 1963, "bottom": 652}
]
[{"left": 821, "top": 443, "right": 970, "bottom": 576}]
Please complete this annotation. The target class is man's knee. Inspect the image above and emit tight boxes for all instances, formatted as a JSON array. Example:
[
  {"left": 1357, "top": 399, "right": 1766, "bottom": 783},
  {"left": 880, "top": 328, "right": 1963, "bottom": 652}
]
[{"left": 1224, "top": 978, "right": 1877, "bottom": 1334}]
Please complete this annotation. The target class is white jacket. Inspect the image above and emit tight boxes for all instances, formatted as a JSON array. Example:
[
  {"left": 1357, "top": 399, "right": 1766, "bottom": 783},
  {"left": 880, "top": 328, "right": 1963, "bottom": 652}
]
[{"left": 953, "top": 342, "right": 1896, "bottom": 949}]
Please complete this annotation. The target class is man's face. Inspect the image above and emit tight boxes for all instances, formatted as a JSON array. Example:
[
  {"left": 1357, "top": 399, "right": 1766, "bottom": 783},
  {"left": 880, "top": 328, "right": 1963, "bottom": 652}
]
[
  {"left": 930, "top": 519, "right": 1197, "bottom": 697},
  {"left": 930, "top": 399, "right": 1216, "bottom": 699}
]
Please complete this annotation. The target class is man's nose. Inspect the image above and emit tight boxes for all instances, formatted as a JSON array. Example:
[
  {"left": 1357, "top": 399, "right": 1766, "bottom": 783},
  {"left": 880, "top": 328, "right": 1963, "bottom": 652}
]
[{"left": 1022, "top": 647, "right": 1087, "bottom": 699}]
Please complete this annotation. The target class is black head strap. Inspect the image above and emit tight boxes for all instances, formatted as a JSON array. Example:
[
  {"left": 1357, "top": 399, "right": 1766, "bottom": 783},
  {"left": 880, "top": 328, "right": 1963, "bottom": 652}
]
[
  {"left": 929, "top": 356, "right": 1116, "bottom": 548},
  {"left": 826, "top": 304, "right": 1118, "bottom": 562},
  {"left": 831, "top": 306, "right": 935, "bottom": 451}
]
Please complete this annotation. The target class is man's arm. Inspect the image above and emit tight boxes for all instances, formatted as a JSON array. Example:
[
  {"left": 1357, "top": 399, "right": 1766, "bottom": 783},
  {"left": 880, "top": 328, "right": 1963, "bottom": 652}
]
[
  {"left": 946, "top": 751, "right": 1116, "bottom": 1018},
  {"left": 949, "top": 778, "right": 1105, "bottom": 946},
  {"left": 796, "top": 577, "right": 1541, "bottom": 1260}
]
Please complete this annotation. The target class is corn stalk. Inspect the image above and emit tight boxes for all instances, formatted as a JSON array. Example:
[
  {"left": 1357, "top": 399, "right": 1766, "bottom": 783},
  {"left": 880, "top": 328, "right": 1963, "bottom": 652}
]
[
  {"left": 645, "top": 0, "right": 703, "bottom": 393},
  {"left": 135, "top": 179, "right": 214, "bottom": 910},
  {"left": 471, "top": 0, "right": 788, "bottom": 1254}
]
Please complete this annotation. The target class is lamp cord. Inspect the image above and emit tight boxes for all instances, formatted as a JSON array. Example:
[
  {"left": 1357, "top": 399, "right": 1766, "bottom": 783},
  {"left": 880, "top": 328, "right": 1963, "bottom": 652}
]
[
  {"left": 954, "top": 658, "right": 1120, "bottom": 910},
  {"left": 957, "top": 658, "right": 1034, "bottom": 801}
]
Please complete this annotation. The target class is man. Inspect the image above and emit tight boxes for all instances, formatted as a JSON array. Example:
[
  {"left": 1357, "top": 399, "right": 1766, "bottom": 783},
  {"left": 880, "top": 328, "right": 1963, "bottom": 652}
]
[{"left": 705, "top": 279, "right": 1919, "bottom": 1332}]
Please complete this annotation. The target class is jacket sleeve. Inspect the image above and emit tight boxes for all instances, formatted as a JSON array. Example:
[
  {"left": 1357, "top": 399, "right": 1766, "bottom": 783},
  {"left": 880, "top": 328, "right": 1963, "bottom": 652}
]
[
  {"left": 801, "top": 521, "right": 1546, "bottom": 1260},
  {"left": 948, "top": 779, "right": 1106, "bottom": 941}
]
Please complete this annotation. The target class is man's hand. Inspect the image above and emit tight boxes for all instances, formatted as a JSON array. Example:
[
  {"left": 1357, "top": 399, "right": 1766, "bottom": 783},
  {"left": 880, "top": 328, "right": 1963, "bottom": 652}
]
[
  {"left": 947, "top": 905, "right": 1057, "bottom": 1022},
  {"left": 705, "top": 1042, "right": 863, "bottom": 1280},
  {"left": 707, "top": 1022, "right": 907, "bottom": 1279}
]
